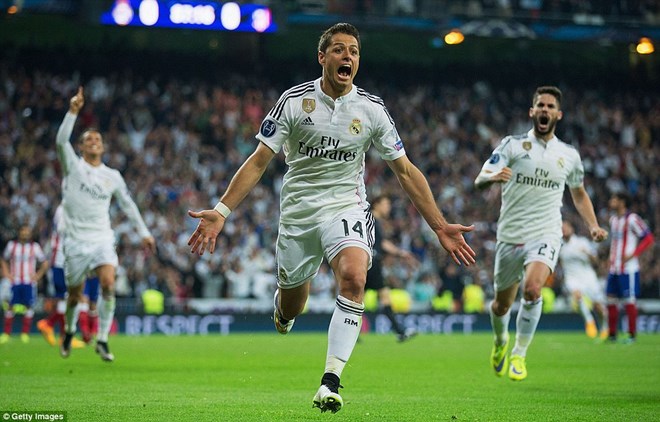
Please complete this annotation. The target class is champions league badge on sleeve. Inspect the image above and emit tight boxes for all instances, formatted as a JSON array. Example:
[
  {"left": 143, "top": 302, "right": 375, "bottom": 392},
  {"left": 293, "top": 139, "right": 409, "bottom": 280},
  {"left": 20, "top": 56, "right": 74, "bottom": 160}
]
[
  {"left": 489, "top": 153, "right": 500, "bottom": 164},
  {"left": 260, "top": 119, "right": 277, "bottom": 138},
  {"left": 394, "top": 140, "right": 404, "bottom": 151}
]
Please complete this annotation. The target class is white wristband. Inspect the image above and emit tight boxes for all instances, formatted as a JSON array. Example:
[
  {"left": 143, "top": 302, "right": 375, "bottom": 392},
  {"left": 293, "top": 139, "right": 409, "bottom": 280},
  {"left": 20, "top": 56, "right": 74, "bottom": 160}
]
[{"left": 213, "top": 201, "right": 231, "bottom": 218}]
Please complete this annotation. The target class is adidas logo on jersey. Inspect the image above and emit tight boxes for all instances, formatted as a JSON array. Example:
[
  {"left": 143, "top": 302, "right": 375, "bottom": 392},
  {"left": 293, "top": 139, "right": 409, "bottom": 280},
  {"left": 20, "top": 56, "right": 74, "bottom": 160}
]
[
  {"left": 301, "top": 117, "right": 314, "bottom": 126},
  {"left": 522, "top": 154, "right": 531, "bottom": 159}
]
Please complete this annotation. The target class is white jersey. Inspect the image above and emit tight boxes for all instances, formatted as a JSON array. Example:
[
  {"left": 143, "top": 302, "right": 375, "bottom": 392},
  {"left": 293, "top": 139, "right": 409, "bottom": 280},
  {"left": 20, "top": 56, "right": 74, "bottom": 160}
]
[
  {"left": 559, "top": 234, "right": 598, "bottom": 287},
  {"left": 48, "top": 205, "right": 65, "bottom": 268},
  {"left": 608, "top": 212, "right": 650, "bottom": 275},
  {"left": 56, "top": 112, "right": 151, "bottom": 244},
  {"left": 256, "top": 78, "right": 406, "bottom": 224},
  {"left": 479, "top": 129, "right": 584, "bottom": 243}
]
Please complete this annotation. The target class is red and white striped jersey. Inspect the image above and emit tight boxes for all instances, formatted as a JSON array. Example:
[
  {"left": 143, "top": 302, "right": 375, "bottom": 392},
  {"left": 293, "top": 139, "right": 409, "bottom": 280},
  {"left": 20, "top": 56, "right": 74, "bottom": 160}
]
[
  {"left": 2, "top": 240, "right": 46, "bottom": 284},
  {"left": 608, "top": 212, "right": 650, "bottom": 275}
]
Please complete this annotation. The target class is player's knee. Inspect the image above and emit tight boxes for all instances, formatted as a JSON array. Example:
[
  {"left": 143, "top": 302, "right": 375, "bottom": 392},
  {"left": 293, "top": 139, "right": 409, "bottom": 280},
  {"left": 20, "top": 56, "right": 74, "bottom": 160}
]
[
  {"left": 338, "top": 274, "right": 366, "bottom": 302},
  {"left": 522, "top": 286, "right": 542, "bottom": 301},
  {"left": 491, "top": 300, "right": 511, "bottom": 316},
  {"left": 100, "top": 288, "right": 114, "bottom": 300}
]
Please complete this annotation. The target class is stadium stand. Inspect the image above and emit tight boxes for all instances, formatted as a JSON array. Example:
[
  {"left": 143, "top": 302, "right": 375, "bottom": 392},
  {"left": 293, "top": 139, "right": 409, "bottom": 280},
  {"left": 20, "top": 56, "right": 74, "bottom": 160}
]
[{"left": 0, "top": 1, "right": 657, "bottom": 315}]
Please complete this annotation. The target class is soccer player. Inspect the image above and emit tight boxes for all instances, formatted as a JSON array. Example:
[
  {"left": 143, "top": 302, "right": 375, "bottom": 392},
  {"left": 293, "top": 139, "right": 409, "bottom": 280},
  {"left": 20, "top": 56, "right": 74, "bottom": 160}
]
[
  {"left": 0, "top": 224, "right": 49, "bottom": 344},
  {"left": 606, "top": 191, "right": 654, "bottom": 343},
  {"left": 475, "top": 86, "right": 608, "bottom": 381},
  {"left": 188, "top": 22, "right": 476, "bottom": 413},
  {"left": 56, "top": 87, "right": 155, "bottom": 362},
  {"left": 365, "top": 195, "right": 418, "bottom": 342},
  {"left": 37, "top": 205, "right": 67, "bottom": 346},
  {"left": 558, "top": 220, "right": 608, "bottom": 339},
  {"left": 37, "top": 204, "right": 89, "bottom": 349}
]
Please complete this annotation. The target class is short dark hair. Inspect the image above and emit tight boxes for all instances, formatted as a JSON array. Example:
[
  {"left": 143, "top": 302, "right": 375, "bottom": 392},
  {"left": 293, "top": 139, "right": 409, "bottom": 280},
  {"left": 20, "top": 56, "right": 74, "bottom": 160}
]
[
  {"left": 533, "top": 86, "right": 562, "bottom": 106},
  {"left": 78, "top": 128, "right": 102, "bottom": 144},
  {"left": 318, "top": 23, "right": 361, "bottom": 53},
  {"left": 612, "top": 191, "right": 631, "bottom": 208}
]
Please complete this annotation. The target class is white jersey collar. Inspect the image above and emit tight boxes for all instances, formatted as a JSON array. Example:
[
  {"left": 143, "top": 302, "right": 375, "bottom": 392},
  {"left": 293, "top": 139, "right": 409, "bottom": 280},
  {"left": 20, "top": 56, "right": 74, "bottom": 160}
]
[
  {"left": 527, "top": 129, "right": 557, "bottom": 148},
  {"left": 315, "top": 77, "right": 356, "bottom": 105}
]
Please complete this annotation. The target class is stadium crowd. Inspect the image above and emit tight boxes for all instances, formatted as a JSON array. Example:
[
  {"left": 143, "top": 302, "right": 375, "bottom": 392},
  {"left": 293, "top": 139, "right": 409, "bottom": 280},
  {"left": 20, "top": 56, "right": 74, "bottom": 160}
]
[
  {"left": 1, "top": 64, "right": 658, "bottom": 312},
  {"left": 296, "top": 0, "right": 660, "bottom": 24}
]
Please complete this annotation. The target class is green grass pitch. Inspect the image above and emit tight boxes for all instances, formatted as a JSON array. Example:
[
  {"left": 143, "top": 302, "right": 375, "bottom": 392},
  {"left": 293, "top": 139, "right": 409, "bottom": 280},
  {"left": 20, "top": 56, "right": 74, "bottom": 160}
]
[{"left": 1, "top": 332, "right": 658, "bottom": 421}]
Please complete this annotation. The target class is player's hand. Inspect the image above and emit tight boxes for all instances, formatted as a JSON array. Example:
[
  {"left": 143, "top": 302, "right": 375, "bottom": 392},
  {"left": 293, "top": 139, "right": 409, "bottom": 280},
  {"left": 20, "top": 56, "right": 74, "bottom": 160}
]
[
  {"left": 589, "top": 226, "right": 608, "bottom": 243},
  {"left": 435, "top": 224, "right": 476, "bottom": 266},
  {"left": 491, "top": 167, "right": 512, "bottom": 183},
  {"left": 187, "top": 209, "right": 226, "bottom": 256},
  {"left": 142, "top": 236, "right": 157, "bottom": 254},
  {"left": 69, "top": 86, "right": 84, "bottom": 114}
]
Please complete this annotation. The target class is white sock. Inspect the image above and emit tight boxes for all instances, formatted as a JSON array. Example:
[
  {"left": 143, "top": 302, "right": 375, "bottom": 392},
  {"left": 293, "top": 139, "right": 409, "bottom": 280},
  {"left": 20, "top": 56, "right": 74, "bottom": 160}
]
[
  {"left": 76, "top": 301, "right": 89, "bottom": 314},
  {"left": 489, "top": 300, "right": 511, "bottom": 346},
  {"left": 64, "top": 302, "right": 81, "bottom": 334},
  {"left": 578, "top": 298, "right": 594, "bottom": 323},
  {"left": 511, "top": 298, "right": 543, "bottom": 357},
  {"left": 97, "top": 294, "right": 115, "bottom": 343},
  {"left": 56, "top": 299, "right": 67, "bottom": 314},
  {"left": 325, "top": 295, "right": 364, "bottom": 378}
]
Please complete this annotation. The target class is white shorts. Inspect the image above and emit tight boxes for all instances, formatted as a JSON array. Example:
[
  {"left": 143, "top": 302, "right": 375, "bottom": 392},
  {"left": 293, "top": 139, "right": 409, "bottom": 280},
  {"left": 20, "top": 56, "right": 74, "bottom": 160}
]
[
  {"left": 564, "top": 274, "right": 606, "bottom": 303},
  {"left": 494, "top": 238, "right": 561, "bottom": 292},
  {"left": 64, "top": 238, "right": 118, "bottom": 287},
  {"left": 275, "top": 207, "right": 374, "bottom": 289}
]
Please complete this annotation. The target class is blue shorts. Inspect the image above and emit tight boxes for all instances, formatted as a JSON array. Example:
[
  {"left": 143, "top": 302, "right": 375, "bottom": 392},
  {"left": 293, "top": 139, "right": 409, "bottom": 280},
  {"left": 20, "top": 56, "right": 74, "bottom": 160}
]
[
  {"left": 51, "top": 267, "right": 67, "bottom": 299},
  {"left": 84, "top": 277, "right": 100, "bottom": 302},
  {"left": 606, "top": 272, "right": 640, "bottom": 299},
  {"left": 10, "top": 284, "right": 36, "bottom": 307}
]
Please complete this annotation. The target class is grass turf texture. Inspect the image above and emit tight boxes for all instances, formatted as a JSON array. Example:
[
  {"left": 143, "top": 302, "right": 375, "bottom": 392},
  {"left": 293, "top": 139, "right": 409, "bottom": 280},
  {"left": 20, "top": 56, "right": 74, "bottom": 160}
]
[{"left": 1, "top": 333, "right": 658, "bottom": 421}]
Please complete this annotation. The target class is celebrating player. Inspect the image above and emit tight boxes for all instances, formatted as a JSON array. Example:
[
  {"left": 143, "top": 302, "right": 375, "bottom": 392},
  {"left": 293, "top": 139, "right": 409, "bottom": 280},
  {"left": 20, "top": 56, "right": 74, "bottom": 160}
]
[
  {"left": 56, "top": 87, "right": 155, "bottom": 361},
  {"left": 37, "top": 204, "right": 86, "bottom": 349},
  {"left": 188, "top": 22, "right": 475, "bottom": 413},
  {"left": 475, "top": 86, "right": 607, "bottom": 381}
]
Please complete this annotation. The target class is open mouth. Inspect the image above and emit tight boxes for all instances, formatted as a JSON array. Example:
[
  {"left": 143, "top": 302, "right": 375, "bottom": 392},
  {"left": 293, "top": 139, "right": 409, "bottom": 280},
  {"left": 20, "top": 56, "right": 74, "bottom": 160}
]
[
  {"left": 338, "top": 64, "right": 352, "bottom": 79},
  {"left": 539, "top": 115, "right": 549, "bottom": 125}
]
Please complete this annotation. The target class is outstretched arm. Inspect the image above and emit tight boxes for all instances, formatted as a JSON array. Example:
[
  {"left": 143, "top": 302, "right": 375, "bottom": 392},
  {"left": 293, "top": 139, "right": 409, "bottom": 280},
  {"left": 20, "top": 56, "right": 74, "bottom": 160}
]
[
  {"left": 114, "top": 178, "right": 156, "bottom": 253},
  {"left": 386, "top": 155, "right": 476, "bottom": 266},
  {"left": 56, "top": 86, "right": 85, "bottom": 175},
  {"left": 188, "top": 142, "right": 276, "bottom": 255},
  {"left": 570, "top": 186, "right": 608, "bottom": 242}
]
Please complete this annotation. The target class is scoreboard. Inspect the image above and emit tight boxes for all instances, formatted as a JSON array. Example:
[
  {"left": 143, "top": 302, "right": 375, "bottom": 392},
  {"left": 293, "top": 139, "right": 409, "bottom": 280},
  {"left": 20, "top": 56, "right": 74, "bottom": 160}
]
[{"left": 100, "top": 0, "right": 276, "bottom": 33}]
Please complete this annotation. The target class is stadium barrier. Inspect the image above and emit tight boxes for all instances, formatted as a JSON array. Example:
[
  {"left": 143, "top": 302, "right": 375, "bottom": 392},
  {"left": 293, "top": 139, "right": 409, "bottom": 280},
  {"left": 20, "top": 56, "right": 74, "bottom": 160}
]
[{"left": 111, "top": 311, "right": 660, "bottom": 335}]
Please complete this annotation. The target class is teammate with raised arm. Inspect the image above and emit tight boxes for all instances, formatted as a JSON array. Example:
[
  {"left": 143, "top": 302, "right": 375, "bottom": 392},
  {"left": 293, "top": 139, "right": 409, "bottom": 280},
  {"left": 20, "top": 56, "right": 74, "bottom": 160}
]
[
  {"left": 37, "top": 204, "right": 87, "bottom": 349},
  {"left": 475, "top": 86, "right": 607, "bottom": 381},
  {"left": 56, "top": 87, "right": 155, "bottom": 361},
  {"left": 188, "top": 23, "right": 475, "bottom": 413}
]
